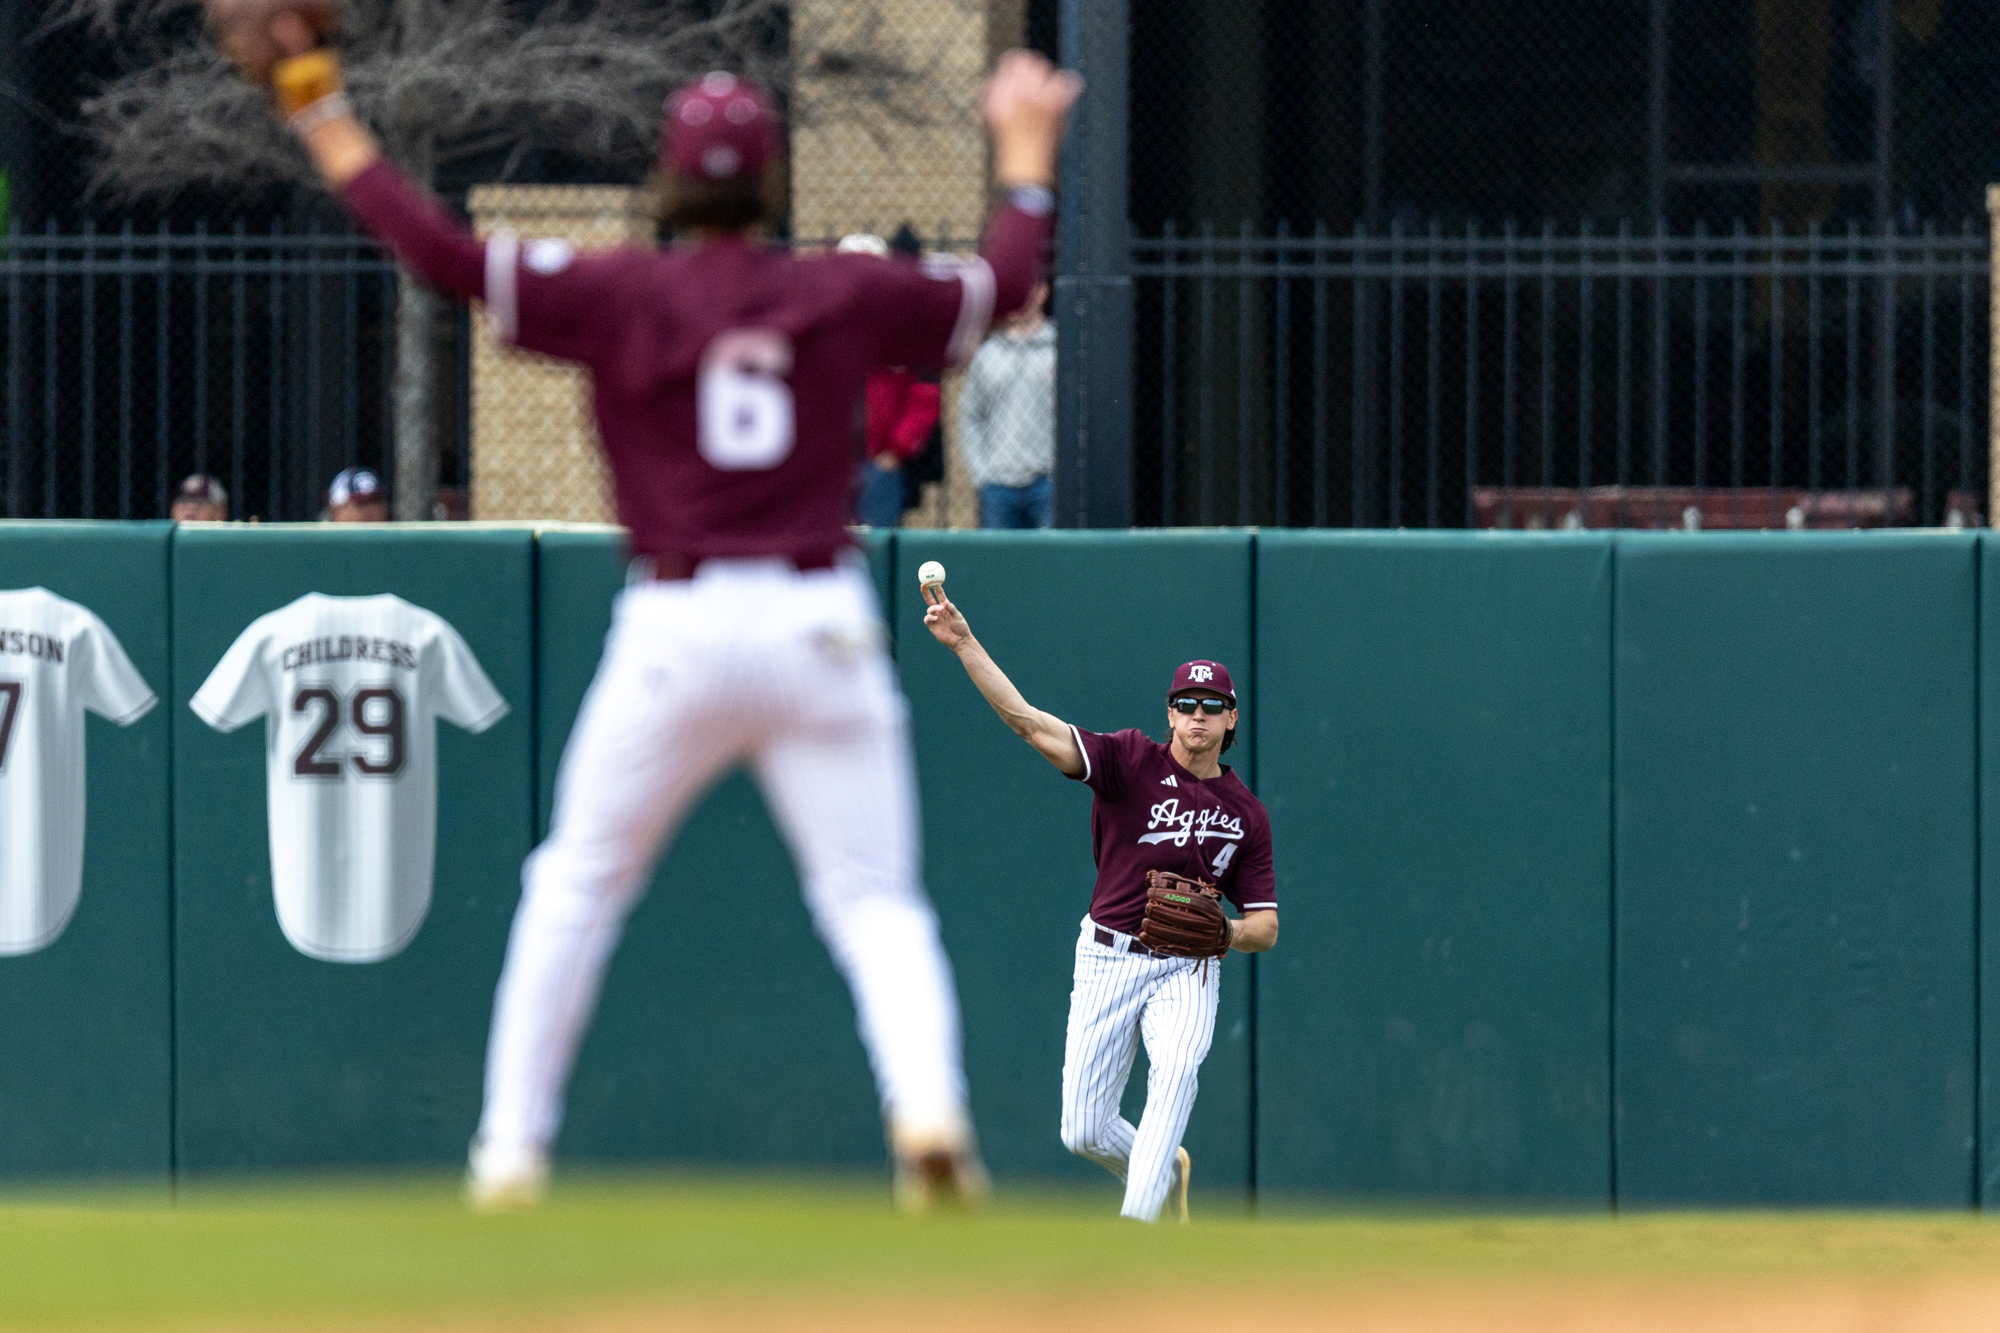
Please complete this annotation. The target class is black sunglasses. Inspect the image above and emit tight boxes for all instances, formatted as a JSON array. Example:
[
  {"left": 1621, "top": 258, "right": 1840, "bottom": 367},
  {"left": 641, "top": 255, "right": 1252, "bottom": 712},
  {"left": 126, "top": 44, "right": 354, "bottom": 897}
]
[{"left": 1170, "top": 696, "right": 1231, "bottom": 716}]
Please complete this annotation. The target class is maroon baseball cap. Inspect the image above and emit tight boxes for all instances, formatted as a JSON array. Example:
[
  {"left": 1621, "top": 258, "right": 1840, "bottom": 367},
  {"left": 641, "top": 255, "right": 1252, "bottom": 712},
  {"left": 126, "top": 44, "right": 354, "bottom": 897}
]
[
  {"left": 662, "top": 72, "right": 780, "bottom": 182},
  {"left": 1167, "top": 660, "right": 1236, "bottom": 704}
]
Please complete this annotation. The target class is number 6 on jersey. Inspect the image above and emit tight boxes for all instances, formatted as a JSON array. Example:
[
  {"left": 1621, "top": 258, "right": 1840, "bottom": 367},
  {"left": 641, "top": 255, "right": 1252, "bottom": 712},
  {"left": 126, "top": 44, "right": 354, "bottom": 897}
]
[{"left": 697, "top": 328, "right": 795, "bottom": 470}]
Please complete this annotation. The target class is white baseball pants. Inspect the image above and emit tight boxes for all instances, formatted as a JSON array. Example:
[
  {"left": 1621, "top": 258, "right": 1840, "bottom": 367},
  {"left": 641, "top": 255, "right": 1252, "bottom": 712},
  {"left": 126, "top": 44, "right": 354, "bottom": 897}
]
[
  {"left": 1059, "top": 917, "right": 1220, "bottom": 1221},
  {"left": 476, "top": 558, "right": 969, "bottom": 1156}
]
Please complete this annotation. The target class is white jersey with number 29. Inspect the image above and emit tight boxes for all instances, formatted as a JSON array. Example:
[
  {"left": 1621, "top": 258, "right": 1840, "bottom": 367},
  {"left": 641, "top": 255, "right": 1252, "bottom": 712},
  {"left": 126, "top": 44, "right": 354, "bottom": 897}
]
[
  {"left": 191, "top": 593, "right": 508, "bottom": 963},
  {"left": 0, "top": 588, "right": 157, "bottom": 957}
]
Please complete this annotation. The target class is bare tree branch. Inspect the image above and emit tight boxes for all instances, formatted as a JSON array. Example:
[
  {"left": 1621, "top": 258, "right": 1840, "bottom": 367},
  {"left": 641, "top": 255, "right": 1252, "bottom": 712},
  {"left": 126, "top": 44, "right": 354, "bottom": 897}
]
[{"left": 66, "top": 0, "right": 965, "bottom": 201}]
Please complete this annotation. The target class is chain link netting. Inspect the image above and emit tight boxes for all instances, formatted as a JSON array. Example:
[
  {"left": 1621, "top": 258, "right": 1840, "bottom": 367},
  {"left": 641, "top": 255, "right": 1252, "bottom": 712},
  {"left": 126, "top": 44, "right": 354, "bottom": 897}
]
[
  {"left": 0, "top": 227, "right": 465, "bottom": 521},
  {"left": 1129, "top": 0, "right": 1999, "bottom": 528},
  {"left": 1, "top": 0, "right": 1033, "bottom": 525},
  {"left": 6, "top": 0, "right": 1998, "bottom": 528}
]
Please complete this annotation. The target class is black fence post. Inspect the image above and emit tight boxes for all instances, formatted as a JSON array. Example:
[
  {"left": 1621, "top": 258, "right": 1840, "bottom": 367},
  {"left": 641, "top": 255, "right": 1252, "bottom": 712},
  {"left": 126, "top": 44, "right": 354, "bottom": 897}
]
[{"left": 1055, "top": 0, "right": 1133, "bottom": 528}]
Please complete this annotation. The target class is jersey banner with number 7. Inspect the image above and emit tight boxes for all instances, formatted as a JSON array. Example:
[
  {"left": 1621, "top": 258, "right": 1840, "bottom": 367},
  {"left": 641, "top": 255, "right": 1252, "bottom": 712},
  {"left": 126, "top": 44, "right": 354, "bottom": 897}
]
[
  {"left": 191, "top": 592, "right": 508, "bottom": 963},
  {"left": 0, "top": 588, "right": 158, "bottom": 957}
]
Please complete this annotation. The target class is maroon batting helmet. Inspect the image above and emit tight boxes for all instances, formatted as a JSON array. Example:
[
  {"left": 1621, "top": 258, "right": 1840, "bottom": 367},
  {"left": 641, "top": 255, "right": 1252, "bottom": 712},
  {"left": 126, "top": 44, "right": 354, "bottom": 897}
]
[{"left": 662, "top": 72, "right": 780, "bottom": 182}]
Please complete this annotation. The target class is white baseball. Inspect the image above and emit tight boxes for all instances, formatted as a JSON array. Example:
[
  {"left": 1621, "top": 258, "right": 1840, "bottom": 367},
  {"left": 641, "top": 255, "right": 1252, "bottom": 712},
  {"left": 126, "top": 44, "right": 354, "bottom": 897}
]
[{"left": 917, "top": 560, "right": 947, "bottom": 589}]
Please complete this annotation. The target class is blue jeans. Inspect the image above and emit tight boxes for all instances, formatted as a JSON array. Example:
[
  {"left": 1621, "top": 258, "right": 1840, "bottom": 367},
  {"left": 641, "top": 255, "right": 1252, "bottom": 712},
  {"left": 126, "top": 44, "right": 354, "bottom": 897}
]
[
  {"left": 856, "top": 459, "right": 904, "bottom": 528},
  {"left": 978, "top": 475, "right": 1052, "bottom": 529}
]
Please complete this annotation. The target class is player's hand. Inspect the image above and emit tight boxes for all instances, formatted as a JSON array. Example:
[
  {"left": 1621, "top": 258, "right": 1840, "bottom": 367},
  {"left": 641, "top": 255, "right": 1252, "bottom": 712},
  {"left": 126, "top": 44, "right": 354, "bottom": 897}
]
[
  {"left": 982, "top": 50, "right": 1083, "bottom": 188},
  {"left": 921, "top": 587, "right": 973, "bottom": 651},
  {"left": 203, "top": 0, "right": 341, "bottom": 86}
]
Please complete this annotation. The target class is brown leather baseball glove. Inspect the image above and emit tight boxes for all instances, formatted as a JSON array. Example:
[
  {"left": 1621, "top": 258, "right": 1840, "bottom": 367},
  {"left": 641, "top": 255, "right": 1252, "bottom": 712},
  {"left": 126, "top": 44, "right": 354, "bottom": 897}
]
[
  {"left": 203, "top": 0, "right": 344, "bottom": 87},
  {"left": 1139, "top": 870, "right": 1232, "bottom": 959}
]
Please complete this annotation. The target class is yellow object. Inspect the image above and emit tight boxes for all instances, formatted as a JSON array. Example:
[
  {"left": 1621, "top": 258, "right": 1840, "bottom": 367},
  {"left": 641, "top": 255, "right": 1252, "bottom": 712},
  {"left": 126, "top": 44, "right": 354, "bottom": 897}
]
[{"left": 273, "top": 50, "right": 343, "bottom": 118}]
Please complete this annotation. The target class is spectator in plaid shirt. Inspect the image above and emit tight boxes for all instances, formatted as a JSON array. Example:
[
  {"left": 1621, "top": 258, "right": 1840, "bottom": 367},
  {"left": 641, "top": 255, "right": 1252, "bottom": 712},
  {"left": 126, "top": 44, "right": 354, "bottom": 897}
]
[{"left": 958, "top": 282, "right": 1054, "bottom": 529}]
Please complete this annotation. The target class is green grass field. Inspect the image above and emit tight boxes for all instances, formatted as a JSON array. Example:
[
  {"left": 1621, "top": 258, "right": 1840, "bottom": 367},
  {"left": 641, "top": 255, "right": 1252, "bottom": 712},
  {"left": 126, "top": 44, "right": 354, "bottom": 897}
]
[{"left": 6, "top": 1172, "right": 2000, "bottom": 1330}]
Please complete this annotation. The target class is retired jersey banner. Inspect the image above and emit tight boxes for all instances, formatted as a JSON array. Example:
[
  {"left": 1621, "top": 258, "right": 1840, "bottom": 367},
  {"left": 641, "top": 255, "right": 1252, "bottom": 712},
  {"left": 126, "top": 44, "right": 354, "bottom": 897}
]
[
  {"left": 0, "top": 523, "right": 173, "bottom": 1179},
  {"left": 171, "top": 526, "right": 533, "bottom": 1171},
  {"left": 192, "top": 593, "right": 508, "bottom": 963},
  {"left": 0, "top": 587, "right": 158, "bottom": 957}
]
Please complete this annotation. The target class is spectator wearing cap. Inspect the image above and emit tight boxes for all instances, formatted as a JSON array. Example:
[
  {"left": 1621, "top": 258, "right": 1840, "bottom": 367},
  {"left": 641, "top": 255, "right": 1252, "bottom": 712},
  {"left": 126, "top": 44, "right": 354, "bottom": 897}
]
[
  {"left": 170, "top": 474, "right": 229, "bottom": 522},
  {"left": 327, "top": 467, "right": 388, "bottom": 523},
  {"left": 959, "top": 280, "right": 1055, "bottom": 529},
  {"left": 840, "top": 232, "right": 943, "bottom": 529}
]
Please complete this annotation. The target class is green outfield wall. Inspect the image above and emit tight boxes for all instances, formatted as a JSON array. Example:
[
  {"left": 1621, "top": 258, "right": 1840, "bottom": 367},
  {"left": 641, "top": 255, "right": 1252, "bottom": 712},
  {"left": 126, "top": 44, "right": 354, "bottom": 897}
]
[
  {"left": 170, "top": 527, "right": 535, "bottom": 1170},
  {"left": 538, "top": 531, "right": 891, "bottom": 1170},
  {"left": 1614, "top": 533, "right": 1977, "bottom": 1207},
  {"left": 894, "top": 531, "right": 1255, "bottom": 1193},
  {"left": 1254, "top": 532, "right": 1613, "bottom": 1203},
  {"left": 7, "top": 523, "right": 2000, "bottom": 1210},
  {"left": 0, "top": 523, "right": 173, "bottom": 1179}
]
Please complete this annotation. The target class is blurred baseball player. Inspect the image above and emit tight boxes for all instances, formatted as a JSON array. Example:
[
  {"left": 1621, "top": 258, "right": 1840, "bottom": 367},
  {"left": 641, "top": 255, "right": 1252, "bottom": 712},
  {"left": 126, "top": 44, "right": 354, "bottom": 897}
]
[
  {"left": 200, "top": 0, "right": 1078, "bottom": 1210},
  {"left": 922, "top": 581, "right": 1279, "bottom": 1222}
]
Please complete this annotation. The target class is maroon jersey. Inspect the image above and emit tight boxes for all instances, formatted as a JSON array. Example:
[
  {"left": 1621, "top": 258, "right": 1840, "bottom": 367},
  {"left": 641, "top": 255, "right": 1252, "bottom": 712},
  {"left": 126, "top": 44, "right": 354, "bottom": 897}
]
[
  {"left": 340, "top": 161, "right": 1048, "bottom": 563},
  {"left": 1067, "top": 727, "right": 1278, "bottom": 936}
]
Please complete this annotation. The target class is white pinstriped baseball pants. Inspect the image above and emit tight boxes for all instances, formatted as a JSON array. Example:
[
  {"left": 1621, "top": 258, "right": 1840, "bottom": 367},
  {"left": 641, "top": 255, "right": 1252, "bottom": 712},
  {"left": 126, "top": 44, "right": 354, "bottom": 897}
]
[
  {"left": 476, "top": 559, "right": 969, "bottom": 1157},
  {"left": 1060, "top": 916, "right": 1220, "bottom": 1222}
]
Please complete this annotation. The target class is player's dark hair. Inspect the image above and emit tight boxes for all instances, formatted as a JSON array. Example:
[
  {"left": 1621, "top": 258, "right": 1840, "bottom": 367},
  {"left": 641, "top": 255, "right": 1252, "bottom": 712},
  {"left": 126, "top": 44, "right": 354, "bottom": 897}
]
[{"left": 653, "top": 161, "right": 786, "bottom": 234}]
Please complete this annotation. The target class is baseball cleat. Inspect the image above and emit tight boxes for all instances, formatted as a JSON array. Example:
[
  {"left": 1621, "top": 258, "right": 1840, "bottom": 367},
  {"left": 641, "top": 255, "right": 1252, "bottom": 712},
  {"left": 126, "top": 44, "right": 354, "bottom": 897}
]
[
  {"left": 465, "top": 1138, "right": 550, "bottom": 1213},
  {"left": 1172, "top": 1147, "right": 1192, "bottom": 1224},
  {"left": 890, "top": 1115, "right": 990, "bottom": 1214}
]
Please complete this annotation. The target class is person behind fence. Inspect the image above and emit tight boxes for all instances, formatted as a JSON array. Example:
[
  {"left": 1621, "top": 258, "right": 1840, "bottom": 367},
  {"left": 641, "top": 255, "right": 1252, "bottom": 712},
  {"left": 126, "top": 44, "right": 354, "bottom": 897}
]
[
  {"left": 326, "top": 467, "right": 388, "bottom": 523},
  {"left": 886, "top": 226, "right": 948, "bottom": 525},
  {"left": 170, "top": 474, "right": 229, "bottom": 522},
  {"left": 839, "top": 232, "right": 943, "bottom": 530},
  {"left": 958, "top": 280, "right": 1054, "bottom": 529}
]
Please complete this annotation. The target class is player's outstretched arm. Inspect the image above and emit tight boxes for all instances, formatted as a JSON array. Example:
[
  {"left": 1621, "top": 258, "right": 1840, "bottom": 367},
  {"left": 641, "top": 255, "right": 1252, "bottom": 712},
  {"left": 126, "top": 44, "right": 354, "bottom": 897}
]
[
  {"left": 983, "top": 50, "right": 1082, "bottom": 190},
  {"left": 974, "top": 52, "right": 1083, "bottom": 322},
  {"left": 202, "top": 2, "right": 378, "bottom": 184},
  {"left": 202, "top": 1, "right": 486, "bottom": 304},
  {"left": 921, "top": 587, "right": 1085, "bottom": 777}
]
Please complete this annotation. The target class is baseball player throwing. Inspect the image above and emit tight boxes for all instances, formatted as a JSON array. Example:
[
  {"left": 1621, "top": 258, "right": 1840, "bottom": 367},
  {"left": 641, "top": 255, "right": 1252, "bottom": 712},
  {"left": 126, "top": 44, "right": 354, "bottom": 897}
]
[
  {"left": 920, "top": 573, "right": 1279, "bottom": 1222},
  {"left": 200, "top": 0, "right": 1080, "bottom": 1211}
]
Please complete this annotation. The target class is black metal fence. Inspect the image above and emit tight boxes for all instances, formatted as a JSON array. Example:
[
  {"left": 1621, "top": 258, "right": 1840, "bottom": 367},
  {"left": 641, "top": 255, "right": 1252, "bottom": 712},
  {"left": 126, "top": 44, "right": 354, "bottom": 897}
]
[
  {"left": 0, "top": 225, "right": 434, "bottom": 522},
  {"left": 4, "top": 217, "right": 1990, "bottom": 530},
  {"left": 1133, "top": 219, "right": 1991, "bottom": 529}
]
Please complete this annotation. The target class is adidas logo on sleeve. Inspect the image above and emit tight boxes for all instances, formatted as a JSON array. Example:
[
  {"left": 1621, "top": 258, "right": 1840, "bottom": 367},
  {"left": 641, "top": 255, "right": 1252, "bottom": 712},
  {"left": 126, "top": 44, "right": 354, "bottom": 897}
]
[
  {"left": 192, "top": 593, "right": 507, "bottom": 963},
  {"left": 0, "top": 588, "right": 157, "bottom": 956}
]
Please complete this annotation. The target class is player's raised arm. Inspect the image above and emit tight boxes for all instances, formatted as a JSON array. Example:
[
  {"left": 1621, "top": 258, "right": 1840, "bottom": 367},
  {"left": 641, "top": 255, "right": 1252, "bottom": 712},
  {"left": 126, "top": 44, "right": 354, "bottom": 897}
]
[
  {"left": 977, "top": 52, "right": 1082, "bottom": 318},
  {"left": 202, "top": 0, "right": 486, "bottom": 303},
  {"left": 921, "top": 581, "right": 1084, "bottom": 778},
  {"left": 867, "top": 52, "right": 1079, "bottom": 373}
]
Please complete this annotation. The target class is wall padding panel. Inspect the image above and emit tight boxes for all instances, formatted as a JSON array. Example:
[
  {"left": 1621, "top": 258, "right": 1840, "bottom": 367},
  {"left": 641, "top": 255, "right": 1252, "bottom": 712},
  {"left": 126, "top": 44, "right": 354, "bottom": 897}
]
[
  {"left": 894, "top": 531, "right": 1254, "bottom": 1203},
  {"left": 172, "top": 526, "right": 535, "bottom": 1170},
  {"left": 0, "top": 523, "right": 173, "bottom": 1177},
  {"left": 1616, "top": 532, "right": 1976, "bottom": 1206},
  {"left": 1254, "top": 531, "right": 1613, "bottom": 1201},
  {"left": 545, "top": 531, "right": 895, "bottom": 1168}
]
